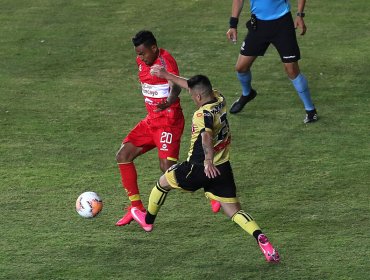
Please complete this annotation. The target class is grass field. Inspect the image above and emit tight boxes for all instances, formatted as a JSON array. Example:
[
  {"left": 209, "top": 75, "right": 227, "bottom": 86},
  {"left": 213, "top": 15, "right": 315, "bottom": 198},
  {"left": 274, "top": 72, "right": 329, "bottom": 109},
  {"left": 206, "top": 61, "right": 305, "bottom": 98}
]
[{"left": 1, "top": 0, "right": 369, "bottom": 279}]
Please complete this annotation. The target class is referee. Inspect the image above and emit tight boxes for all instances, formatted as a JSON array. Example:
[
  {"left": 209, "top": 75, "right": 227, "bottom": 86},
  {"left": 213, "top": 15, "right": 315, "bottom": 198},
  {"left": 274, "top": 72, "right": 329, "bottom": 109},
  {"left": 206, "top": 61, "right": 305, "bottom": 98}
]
[{"left": 226, "top": 0, "right": 318, "bottom": 123}]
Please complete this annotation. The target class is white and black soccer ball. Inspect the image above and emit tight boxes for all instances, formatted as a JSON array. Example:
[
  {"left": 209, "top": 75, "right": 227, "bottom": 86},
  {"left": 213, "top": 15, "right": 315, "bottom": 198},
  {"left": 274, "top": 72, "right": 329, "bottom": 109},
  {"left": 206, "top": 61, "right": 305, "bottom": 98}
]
[{"left": 76, "top": 191, "right": 103, "bottom": 218}]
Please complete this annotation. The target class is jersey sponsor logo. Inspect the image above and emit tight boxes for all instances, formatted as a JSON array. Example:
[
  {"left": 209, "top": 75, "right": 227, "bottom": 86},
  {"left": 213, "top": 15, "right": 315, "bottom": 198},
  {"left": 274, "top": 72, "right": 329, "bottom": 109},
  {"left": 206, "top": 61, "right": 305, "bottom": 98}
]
[
  {"left": 142, "top": 83, "right": 170, "bottom": 98},
  {"left": 160, "top": 143, "right": 168, "bottom": 151},
  {"left": 196, "top": 112, "right": 203, "bottom": 117}
]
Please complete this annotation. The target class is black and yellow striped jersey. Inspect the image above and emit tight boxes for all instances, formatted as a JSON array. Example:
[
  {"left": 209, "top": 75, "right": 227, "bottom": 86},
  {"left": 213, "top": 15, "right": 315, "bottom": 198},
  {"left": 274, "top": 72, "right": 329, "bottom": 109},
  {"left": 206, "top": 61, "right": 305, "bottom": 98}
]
[{"left": 187, "top": 90, "right": 231, "bottom": 166}]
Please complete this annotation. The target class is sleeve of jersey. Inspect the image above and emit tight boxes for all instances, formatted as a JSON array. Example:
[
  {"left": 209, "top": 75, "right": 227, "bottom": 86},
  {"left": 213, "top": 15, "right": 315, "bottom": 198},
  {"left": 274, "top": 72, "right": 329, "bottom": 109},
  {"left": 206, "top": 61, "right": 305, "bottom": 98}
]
[{"left": 202, "top": 110, "right": 214, "bottom": 133}]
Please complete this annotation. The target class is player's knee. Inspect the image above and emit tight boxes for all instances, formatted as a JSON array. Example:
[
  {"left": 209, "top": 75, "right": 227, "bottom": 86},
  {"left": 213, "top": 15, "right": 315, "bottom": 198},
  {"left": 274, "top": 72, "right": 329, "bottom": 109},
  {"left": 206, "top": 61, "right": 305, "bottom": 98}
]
[
  {"left": 235, "top": 65, "right": 250, "bottom": 73},
  {"left": 115, "top": 150, "right": 125, "bottom": 162},
  {"left": 115, "top": 145, "right": 135, "bottom": 163},
  {"left": 284, "top": 62, "right": 300, "bottom": 79},
  {"left": 158, "top": 175, "right": 172, "bottom": 191}
]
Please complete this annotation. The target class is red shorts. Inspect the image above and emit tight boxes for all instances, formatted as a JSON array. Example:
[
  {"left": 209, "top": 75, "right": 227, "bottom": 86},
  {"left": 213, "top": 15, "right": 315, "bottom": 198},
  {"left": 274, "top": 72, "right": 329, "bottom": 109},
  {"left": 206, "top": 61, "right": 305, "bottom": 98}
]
[{"left": 123, "top": 115, "right": 185, "bottom": 161}]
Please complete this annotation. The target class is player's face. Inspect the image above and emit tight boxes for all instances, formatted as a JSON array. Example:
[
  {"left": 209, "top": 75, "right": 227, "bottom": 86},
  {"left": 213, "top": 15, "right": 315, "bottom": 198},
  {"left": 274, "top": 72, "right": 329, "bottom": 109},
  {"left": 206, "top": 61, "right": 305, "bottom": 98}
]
[{"left": 135, "top": 44, "right": 158, "bottom": 66}]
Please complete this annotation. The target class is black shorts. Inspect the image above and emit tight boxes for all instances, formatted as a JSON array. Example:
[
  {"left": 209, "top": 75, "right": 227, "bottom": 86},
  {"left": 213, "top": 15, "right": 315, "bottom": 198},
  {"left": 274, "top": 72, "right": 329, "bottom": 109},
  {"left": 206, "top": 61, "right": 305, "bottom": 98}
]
[
  {"left": 164, "top": 161, "right": 239, "bottom": 203},
  {"left": 240, "top": 12, "right": 301, "bottom": 63}
]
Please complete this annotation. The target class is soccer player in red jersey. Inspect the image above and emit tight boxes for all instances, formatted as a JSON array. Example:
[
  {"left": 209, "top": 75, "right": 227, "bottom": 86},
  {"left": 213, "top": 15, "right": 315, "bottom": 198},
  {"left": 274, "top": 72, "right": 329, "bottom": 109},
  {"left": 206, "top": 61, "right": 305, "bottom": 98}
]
[{"left": 115, "top": 30, "right": 185, "bottom": 226}]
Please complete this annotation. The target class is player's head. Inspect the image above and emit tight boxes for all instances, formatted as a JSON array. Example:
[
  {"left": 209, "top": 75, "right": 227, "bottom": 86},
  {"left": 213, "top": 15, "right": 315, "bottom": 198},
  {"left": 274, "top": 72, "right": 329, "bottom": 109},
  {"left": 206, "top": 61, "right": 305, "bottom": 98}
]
[
  {"left": 187, "top": 75, "right": 212, "bottom": 95},
  {"left": 187, "top": 75, "right": 213, "bottom": 106},
  {"left": 132, "top": 30, "right": 159, "bottom": 66}
]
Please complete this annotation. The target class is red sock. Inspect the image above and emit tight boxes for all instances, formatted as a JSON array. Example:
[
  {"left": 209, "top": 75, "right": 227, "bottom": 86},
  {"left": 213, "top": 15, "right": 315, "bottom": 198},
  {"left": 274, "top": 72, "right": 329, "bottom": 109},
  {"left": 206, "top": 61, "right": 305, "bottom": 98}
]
[{"left": 118, "top": 162, "right": 144, "bottom": 209}]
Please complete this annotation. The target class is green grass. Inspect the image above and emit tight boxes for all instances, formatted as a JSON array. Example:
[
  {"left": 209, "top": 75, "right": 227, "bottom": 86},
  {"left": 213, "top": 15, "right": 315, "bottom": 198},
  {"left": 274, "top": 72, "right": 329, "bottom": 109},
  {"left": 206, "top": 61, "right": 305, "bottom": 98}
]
[{"left": 1, "top": 0, "right": 369, "bottom": 279}]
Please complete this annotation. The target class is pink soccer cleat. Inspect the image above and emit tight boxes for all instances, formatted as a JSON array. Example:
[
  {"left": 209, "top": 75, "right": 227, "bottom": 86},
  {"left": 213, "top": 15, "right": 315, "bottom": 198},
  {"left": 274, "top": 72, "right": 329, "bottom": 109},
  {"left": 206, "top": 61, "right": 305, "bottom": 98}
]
[
  {"left": 258, "top": 234, "right": 280, "bottom": 263},
  {"left": 115, "top": 206, "right": 134, "bottom": 226},
  {"left": 131, "top": 207, "right": 153, "bottom": 232},
  {"left": 210, "top": 199, "right": 221, "bottom": 213}
]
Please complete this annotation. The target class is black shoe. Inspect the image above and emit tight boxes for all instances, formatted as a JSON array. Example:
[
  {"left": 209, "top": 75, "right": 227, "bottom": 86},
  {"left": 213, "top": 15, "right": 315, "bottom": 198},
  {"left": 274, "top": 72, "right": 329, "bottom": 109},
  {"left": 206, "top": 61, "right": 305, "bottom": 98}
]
[
  {"left": 229, "top": 89, "right": 257, "bottom": 114},
  {"left": 304, "top": 108, "right": 318, "bottom": 123}
]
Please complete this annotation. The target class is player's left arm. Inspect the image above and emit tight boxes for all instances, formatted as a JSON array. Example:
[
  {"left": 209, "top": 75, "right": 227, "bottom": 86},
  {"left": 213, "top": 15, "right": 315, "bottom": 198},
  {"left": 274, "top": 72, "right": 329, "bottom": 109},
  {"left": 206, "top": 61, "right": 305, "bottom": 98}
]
[
  {"left": 295, "top": 0, "right": 307, "bottom": 35},
  {"left": 167, "top": 81, "right": 182, "bottom": 105},
  {"left": 201, "top": 130, "right": 221, "bottom": 179}
]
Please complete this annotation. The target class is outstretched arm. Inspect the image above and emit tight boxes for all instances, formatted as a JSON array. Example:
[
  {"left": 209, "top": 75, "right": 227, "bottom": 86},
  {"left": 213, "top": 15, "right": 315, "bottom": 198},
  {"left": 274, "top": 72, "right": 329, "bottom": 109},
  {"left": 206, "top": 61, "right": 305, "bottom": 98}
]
[{"left": 150, "top": 64, "right": 189, "bottom": 89}]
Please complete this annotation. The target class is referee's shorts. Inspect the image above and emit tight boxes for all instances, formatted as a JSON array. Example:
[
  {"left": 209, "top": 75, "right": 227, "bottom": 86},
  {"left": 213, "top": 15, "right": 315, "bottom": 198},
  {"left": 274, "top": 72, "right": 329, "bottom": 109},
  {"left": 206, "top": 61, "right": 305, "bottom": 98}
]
[{"left": 241, "top": 12, "right": 301, "bottom": 63}]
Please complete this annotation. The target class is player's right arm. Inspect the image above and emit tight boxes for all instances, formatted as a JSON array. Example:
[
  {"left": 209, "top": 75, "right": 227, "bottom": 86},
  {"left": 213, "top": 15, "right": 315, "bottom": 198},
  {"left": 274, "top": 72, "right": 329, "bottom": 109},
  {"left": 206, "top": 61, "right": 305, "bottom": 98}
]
[
  {"left": 150, "top": 64, "right": 189, "bottom": 90},
  {"left": 295, "top": 0, "right": 307, "bottom": 35},
  {"left": 226, "top": 0, "right": 245, "bottom": 43},
  {"left": 202, "top": 130, "right": 221, "bottom": 179}
]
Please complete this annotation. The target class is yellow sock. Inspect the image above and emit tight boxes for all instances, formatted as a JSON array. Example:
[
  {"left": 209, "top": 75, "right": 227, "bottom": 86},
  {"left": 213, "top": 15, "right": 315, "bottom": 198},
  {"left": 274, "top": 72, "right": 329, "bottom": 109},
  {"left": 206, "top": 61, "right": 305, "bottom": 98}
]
[
  {"left": 148, "top": 181, "right": 169, "bottom": 216},
  {"left": 232, "top": 210, "right": 261, "bottom": 236}
]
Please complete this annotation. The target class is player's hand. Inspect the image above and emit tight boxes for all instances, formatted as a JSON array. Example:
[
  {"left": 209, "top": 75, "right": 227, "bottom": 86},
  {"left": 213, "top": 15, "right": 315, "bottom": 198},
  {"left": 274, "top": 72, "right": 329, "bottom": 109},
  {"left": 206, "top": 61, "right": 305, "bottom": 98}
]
[
  {"left": 294, "top": 17, "right": 307, "bottom": 35},
  {"left": 150, "top": 64, "right": 168, "bottom": 78},
  {"left": 155, "top": 100, "right": 171, "bottom": 112},
  {"left": 204, "top": 161, "right": 221, "bottom": 179},
  {"left": 226, "top": 28, "right": 238, "bottom": 44}
]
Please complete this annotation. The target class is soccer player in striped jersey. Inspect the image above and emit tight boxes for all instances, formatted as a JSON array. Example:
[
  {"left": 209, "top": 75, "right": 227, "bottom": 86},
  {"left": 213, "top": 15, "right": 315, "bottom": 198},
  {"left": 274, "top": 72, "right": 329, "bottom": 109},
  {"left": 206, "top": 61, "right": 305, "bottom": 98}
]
[{"left": 131, "top": 66, "right": 280, "bottom": 263}]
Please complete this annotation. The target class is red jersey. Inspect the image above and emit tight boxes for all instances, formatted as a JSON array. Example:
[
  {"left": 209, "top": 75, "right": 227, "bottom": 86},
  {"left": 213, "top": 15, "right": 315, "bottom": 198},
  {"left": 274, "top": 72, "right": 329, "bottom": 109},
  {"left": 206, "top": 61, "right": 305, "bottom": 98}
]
[{"left": 136, "top": 48, "right": 183, "bottom": 122}]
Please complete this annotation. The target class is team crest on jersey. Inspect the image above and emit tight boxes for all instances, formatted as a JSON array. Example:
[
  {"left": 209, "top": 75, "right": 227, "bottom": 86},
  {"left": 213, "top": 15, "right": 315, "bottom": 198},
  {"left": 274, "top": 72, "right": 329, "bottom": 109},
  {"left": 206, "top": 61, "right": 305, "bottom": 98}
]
[{"left": 196, "top": 112, "right": 203, "bottom": 117}]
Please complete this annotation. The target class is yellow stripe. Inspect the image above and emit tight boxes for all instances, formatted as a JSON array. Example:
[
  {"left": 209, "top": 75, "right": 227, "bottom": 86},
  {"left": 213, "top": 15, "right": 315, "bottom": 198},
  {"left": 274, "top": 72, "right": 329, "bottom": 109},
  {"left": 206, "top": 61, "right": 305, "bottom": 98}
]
[
  {"left": 204, "top": 192, "right": 239, "bottom": 203},
  {"left": 128, "top": 194, "right": 141, "bottom": 202},
  {"left": 167, "top": 157, "right": 178, "bottom": 162}
]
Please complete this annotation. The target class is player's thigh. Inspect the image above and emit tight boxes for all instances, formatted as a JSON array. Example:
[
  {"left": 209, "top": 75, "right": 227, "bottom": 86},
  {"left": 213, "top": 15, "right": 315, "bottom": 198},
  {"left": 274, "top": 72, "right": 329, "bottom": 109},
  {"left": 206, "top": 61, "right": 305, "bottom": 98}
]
[
  {"left": 273, "top": 14, "right": 301, "bottom": 63},
  {"left": 164, "top": 162, "right": 207, "bottom": 191},
  {"left": 153, "top": 125, "right": 183, "bottom": 162},
  {"left": 121, "top": 119, "right": 156, "bottom": 155},
  {"left": 204, "top": 161, "right": 239, "bottom": 203},
  {"left": 240, "top": 26, "right": 270, "bottom": 61}
]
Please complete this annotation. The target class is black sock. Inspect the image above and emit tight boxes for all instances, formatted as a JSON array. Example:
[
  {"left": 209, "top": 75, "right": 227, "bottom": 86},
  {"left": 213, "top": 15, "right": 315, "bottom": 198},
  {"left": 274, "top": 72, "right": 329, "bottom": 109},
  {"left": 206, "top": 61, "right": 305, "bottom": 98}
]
[
  {"left": 145, "top": 212, "right": 156, "bottom": 224},
  {"left": 253, "top": 230, "right": 263, "bottom": 241}
]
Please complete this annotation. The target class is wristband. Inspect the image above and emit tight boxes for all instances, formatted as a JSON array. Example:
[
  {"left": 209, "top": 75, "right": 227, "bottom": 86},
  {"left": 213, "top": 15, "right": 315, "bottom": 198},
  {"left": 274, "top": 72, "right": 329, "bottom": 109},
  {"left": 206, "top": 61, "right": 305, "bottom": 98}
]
[
  {"left": 229, "top": 17, "right": 239, "bottom": 28},
  {"left": 296, "top": 12, "right": 305, "bottom": 17}
]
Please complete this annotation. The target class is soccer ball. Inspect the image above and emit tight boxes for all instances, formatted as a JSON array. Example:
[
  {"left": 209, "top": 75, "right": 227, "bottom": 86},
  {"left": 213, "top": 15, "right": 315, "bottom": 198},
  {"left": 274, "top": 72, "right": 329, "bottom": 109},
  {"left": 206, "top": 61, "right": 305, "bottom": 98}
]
[{"left": 76, "top": 191, "right": 103, "bottom": 218}]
